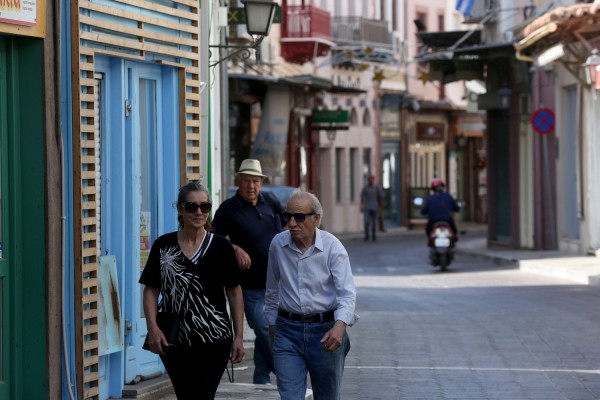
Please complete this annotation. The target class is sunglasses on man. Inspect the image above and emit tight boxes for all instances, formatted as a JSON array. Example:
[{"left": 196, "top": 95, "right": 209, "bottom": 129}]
[
  {"left": 182, "top": 201, "right": 212, "bottom": 214},
  {"left": 281, "top": 211, "right": 316, "bottom": 223}
]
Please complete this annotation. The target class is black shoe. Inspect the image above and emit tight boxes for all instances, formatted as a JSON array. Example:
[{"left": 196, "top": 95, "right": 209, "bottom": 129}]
[{"left": 372, "top": 237, "right": 377, "bottom": 241}]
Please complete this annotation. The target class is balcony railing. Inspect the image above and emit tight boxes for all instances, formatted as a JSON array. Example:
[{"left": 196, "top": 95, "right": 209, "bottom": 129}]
[
  {"left": 282, "top": 5, "right": 332, "bottom": 40},
  {"left": 331, "top": 16, "right": 392, "bottom": 48}
]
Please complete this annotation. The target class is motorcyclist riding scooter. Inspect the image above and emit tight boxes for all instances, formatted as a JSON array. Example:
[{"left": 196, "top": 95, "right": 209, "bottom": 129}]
[{"left": 420, "top": 179, "right": 460, "bottom": 270}]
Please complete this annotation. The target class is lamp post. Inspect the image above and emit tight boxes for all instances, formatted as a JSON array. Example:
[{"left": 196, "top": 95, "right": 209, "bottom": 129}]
[
  {"left": 209, "top": 0, "right": 277, "bottom": 67},
  {"left": 210, "top": 0, "right": 276, "bottom": 203}
]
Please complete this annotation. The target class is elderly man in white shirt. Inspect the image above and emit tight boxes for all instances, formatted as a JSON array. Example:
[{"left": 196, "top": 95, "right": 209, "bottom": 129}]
[{"left": 265, "top": 189, "right": 358, "bottom": 400}]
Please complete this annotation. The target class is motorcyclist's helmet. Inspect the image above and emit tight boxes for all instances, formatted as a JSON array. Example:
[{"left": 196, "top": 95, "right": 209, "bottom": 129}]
[{"left": 431, "top": 178, "right": 445, "bottom": 192}]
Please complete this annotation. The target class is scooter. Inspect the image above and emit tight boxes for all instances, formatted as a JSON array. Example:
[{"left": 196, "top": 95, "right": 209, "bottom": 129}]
[{"left": 427, "top": 221, "right": 456, "bottom": 271}]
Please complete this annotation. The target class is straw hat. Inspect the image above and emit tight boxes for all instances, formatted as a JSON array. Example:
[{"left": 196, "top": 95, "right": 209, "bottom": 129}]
[{"left": 237, "top": 159, "right": 266, "bottom": 177}]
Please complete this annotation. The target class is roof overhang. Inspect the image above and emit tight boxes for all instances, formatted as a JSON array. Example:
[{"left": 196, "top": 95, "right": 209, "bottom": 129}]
[
  {"left": 279, "top": 74, "right": 333, "bottom": 90},
  {"left": 417, "top": 30, "right": 482, "bottom": 48},
  {"left": 515, "top": 3, "right": 600, "bottom": 74},
  {"left": 418, "top": 43, "right": 515, "bottom": 84},
  {"left": 280, "top": 74, "right": 366, "bottom": 95},
  {"left": 413, "top": 27, "right": 516, "bottom": 84},
  {"left": 229, "top": 72, "right": 366, "bottom": 95}
]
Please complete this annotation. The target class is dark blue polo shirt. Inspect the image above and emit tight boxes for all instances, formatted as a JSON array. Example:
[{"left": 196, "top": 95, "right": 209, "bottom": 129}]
[
  {"left": 420, "top": 192, "right": 460, "bottom": 223},
  {"left": 212, "top": 191, "right": 284, "bottom": 290}
]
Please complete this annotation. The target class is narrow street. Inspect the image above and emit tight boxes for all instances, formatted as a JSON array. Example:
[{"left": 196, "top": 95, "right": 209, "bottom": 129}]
[
  {"left": 341, "top": 231, "right": 600, "bottom": 399},
  {"left": 159, "top": 228, "right": 600, "bottom": 400}
]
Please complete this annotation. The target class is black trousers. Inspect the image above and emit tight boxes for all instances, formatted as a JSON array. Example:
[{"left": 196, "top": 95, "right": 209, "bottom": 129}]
[{"left": 160, "top": 340, "right": 231, "bottom": 400}]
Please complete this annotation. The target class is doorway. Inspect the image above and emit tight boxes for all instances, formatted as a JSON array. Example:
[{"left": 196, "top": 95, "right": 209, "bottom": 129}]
[
  {"left": 95, "top": 58, "right": 180, "bottom": 394},
  {"left": 381, "top": 140, "right": 401, "bottom": 226}
]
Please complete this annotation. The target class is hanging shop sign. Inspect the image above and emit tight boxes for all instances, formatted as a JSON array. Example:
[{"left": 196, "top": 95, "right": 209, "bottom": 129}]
[
  {"left": 227, "top": 6, "right": 281, "bottom": 25},
  {"left": 416, "top": 122, "right": 446, "bottom": 141},
  {"left": 311, "top": 109, "right": 350, "bottom": 130},
  {"left": 0, "top": 0, "right": 45, "bottom": 38},
  {"left": 0, "top": 0, "right": 36, "bottom": 26}
]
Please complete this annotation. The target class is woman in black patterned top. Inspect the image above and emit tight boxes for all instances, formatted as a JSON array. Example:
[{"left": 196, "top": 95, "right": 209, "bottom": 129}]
[{"left": 140, "top": 182, "right": 244, "bottom": 399}]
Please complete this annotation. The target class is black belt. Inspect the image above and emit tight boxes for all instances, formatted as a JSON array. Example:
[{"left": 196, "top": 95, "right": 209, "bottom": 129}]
[{"left": 278, "top": 309, "right": 335, "bottom": 323}]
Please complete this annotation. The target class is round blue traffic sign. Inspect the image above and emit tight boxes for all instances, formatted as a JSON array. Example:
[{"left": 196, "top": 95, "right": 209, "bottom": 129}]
[{"left": 531, "top": 108, "right": 555, "bottom": 135}]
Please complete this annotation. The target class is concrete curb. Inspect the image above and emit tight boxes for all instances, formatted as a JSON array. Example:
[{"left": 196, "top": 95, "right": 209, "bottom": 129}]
[
  {"left": 216, "top": 384, "right": 313, "bottom": 400},
  {"left": 120, "top": 374, "right": 173, "bottom": 399},
  {"left": 519, "top": 257, "right": 600, "bottom": 285}
]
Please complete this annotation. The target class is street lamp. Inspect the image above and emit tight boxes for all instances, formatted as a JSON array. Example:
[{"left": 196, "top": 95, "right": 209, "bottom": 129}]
[
  {"left": 209, "top": 0, "right": 277, "bottom": 67},
  {"left": 497, "top": 87, "right": 512, "bottom": 109},
  {"left": 583, "top": 49, "right": 600, "bottom": 94},
  {"left": 244, "top": 0, "right": 277, "bottom": 35}
]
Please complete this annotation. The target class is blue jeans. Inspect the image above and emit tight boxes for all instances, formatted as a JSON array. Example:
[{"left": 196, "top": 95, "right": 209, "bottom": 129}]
[
  {"left": 243, "top": 289, "right": 275, "bottom": 384},
  {"left": 273, "top": 317, "right": 350, "bottom": 400},
  {"left": 364, "top": 209, "right": 378, "bottom": 239}
]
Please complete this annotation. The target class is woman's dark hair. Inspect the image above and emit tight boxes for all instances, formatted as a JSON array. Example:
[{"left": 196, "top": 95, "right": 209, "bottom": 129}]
[{"left": 176, "top": 181, "right": 212, "bottom": 231}]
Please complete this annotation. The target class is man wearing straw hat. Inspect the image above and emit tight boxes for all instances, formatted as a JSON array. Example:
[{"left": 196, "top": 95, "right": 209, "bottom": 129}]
[{"left": 212, "top": 159, "right": 284, "bottom": 385}]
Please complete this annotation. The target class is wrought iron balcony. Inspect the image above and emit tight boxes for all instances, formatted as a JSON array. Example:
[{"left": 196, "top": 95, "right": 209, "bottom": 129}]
[
  {"left": 281, "top": 3, "right": 334, "bottom": 64},
  {"left": 331, "top": 16, "right": 394, "bottom": 64}
]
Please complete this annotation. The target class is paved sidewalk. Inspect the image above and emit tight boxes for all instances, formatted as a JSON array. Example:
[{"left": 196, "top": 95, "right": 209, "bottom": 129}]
[{"left": 455, "top": 225, "right": 600, "bottom": 285}]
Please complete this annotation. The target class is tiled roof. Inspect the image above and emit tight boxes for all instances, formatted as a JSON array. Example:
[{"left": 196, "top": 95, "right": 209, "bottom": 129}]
[
  {"left": 522, "top": 3, "right": 600, "bottom": 37},
  {"left": 516, "top": 3, "right": 600, "bottom": 57}
]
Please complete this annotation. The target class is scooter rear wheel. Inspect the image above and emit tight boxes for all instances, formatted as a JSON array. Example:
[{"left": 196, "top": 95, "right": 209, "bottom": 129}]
[{"left": 439, "top": 253, "right": 448, "bottom": 271}]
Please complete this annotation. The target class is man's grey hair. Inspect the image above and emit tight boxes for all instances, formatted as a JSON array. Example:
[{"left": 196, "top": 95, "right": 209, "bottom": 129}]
[{"left": 288, "top": 189, "right": 323, "bottom": 227}]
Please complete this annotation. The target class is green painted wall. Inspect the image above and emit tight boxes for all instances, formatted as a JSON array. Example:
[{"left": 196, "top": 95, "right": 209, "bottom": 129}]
[{"left": 1, "top": 34, "right": 47, "bottom": 399}]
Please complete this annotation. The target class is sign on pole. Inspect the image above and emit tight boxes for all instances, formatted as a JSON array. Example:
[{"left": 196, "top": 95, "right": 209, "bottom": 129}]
[
  {"left": 531, "top": 108, "right": 556, "bottom": 135},
  {"left": 531, "top": 107, "right": 557, "bottom": 248}
]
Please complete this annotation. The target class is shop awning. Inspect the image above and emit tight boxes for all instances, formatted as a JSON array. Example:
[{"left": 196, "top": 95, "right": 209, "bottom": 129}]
[
  {"left": 413, "top": 26, "right": 516, "bottom": 84},
  {"left": 279, "top": 74, "right": 333, "bottom": 90},
  {"left": 280, "top": 74, "right": 366, "bottom": 94},
  {"left": 417, "top": 30, "right": 482, "bottom": 49},
  {"left": 515, "top": 3, "right": 600, "bottom": 64},
  {"left": 228, "top": 65, "right": 366, "bottom": 95},
  {"left": 416, "top": 42, "right": 514, "bottom": 84}
]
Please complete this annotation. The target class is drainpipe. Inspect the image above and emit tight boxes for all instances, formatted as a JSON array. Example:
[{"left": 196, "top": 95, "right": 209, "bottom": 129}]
[
  {"left": 60, "top": 0, "right": 77, "bottom": 395},
  {"left": 220, "top": 0, "right": 231, "bottom": 205},
  {"left": 200, "top": 0, "right": 210, "bottom": 190}
]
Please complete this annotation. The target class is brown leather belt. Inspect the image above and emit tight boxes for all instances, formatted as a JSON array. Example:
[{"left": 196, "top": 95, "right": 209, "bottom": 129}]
[{"left": 278, "top": 309, "right": 335, "bottom": 323}]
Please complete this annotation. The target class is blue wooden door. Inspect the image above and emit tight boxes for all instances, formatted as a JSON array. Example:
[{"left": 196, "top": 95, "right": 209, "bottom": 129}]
[{"left": 97, "top": 58, "right": 179, "bottom": 394}]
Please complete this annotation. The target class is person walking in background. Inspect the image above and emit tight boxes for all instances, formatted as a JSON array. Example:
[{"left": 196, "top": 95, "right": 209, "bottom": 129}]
[
  {"left": 360, "top": 174, "right": 384, "bottom": 241},
  {"left": 140, "top": 182, "right": 244, "bottom": 399},
  {"left": 265, "top": 189, "right": 358, "bottom": 400},
  {"left": 212, "top": 159, "right": 283, "bottom": 385}
]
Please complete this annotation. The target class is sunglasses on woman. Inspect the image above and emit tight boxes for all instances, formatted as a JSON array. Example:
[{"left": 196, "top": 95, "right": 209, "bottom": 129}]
[
  {"left": 182, "top": 201, "right": 212, "bottom": 213},
  {"left": 281, "top": 211, "right": 316, "bottom": 223}
]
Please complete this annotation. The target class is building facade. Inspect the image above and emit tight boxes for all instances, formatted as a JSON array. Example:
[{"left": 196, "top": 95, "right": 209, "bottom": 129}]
[
  {"left": 516, "top": 2, "right": 600, "bottom": 254},
  {"left": 61, "top": 0, "right": 204, "bottom": 398},
  {"left": 0, "top": 0, "right": 62, "bottom": 398},
  {"left": 417, "top": 0, "right": 539, "bottom": 248}
]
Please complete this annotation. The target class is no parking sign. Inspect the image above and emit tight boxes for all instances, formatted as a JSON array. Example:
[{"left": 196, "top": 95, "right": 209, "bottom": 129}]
[{"left": 531, "top": 108, "right": 556, "bottom": 134}]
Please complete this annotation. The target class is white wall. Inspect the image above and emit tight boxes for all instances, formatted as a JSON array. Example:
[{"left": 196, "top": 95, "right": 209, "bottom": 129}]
[{"left": 582, "top": 89, "right": 600, "bottom": 254}]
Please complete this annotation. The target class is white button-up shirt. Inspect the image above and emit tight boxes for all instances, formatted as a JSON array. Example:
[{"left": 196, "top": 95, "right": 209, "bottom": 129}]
[{"left": 265, "top": 229, "right": 359, "bottom": 326}]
